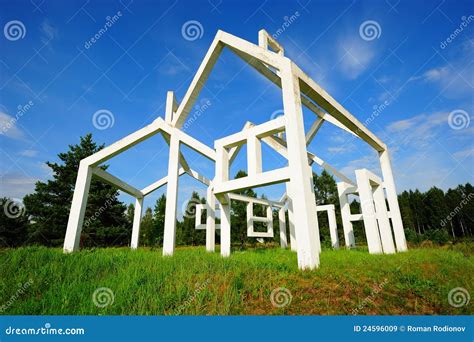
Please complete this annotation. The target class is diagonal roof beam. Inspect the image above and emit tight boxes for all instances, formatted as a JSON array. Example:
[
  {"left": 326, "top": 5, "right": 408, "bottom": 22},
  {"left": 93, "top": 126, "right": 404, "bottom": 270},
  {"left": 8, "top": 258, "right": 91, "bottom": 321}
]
[
  {"left": 294, "top": 63, "right": 386, "bottom": 151},
  {"left": 227, "top": 45, "right": 358, "bottom": 138}
]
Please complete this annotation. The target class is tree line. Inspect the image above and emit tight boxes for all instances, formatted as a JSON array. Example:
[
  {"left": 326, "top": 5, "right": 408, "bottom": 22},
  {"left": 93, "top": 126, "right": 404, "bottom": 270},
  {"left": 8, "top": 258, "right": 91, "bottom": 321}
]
[{"left": 0, "top": 134, "right": 472, "bottom": 248}]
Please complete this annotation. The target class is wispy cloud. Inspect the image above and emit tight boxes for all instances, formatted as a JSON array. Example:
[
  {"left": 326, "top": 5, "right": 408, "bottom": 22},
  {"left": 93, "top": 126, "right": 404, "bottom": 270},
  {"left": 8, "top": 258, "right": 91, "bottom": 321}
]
[
  {"left": 337, "top": 36, "right": 375, "bottom": 80},
  {"left": 0, "top": 112, "right": 25, "bottom": 140},
  {"left": 408, "top": 40, "right": 473, "bottom": 99},
  {"left": 40, "top": 19, "right": 58, "bottom": 46},
  {"left": 0, "top": 173, "right": 38, "bottom": 199},
  {"left": 19, "top": 149, "right": 38, "bottom": 158}
]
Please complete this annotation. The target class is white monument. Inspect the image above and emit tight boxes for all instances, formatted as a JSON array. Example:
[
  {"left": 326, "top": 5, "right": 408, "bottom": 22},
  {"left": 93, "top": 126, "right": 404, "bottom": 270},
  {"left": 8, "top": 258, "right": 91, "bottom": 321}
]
[{"left": 63, "top": 30, "right": 407, "bottom": 270}]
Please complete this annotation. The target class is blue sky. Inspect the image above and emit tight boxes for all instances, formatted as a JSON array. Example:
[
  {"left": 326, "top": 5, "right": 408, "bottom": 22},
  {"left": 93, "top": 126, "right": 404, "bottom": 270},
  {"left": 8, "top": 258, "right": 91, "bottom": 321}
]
[{"left": 0, "top": 0, "right": 473, "bottom": 214}]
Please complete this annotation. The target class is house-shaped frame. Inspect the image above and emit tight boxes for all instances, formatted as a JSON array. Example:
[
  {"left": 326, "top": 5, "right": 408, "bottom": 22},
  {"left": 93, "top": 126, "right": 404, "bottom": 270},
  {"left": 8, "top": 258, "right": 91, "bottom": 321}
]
[{"left": 63, "top": 29, "right": 407, "bottom": 270}]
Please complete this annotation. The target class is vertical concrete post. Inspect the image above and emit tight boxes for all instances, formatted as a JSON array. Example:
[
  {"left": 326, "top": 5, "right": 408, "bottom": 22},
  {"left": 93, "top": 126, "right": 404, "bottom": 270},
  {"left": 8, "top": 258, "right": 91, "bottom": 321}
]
[
  {"left": 281, "top": 59, "right": 320, "bottom": 270},
  {"left": 355, "top": 170, "right": 383, "bottom": 254},
  {"left": 219, "top": 198, "right": 231, "bottom": 257},
  {"left": 328, "top": 206, "right": 339, "bottom": 249},
  {"left": 286, "top": 183, "right": 297, "bottom": 251},
  {"left": 163, "top": 133, "right": 180, "bottom": 256},
  {"left": 206, "top": 185, "right": 216, "bottom": 252},
  {"left": 131, "top": 197, "right": 143, "bottom": 250},
  {"left": 337, "top": 182, "right": 356, "bottom": 248},
  {"left": 278, "top": 207, "right": 288, "bottom": 248},
  {"left": 372, "top": 184, "right": 396, "bottom": 254},
  {"left": 64, "top": 162, "right": 92, "bottom": 253},
  {"left": 247, "top": 135, "right": 262, "bottom": 176},
  {"left": 379, "top": 149, "right": 407, "bottom": 252},
  {"left": 246, "top": 202, "right": 253, "bottom": 236}
]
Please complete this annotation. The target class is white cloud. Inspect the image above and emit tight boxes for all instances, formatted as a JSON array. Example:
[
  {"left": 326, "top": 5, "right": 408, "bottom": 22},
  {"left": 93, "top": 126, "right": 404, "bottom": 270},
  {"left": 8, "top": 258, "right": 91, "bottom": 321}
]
[
  {"left": 337, "top": 36, "right": 375, "bottom": 79},
  {"left": 0, "top": 112, "right": 25, "bottom": 140},
  {"left": 0, "top": 173, "right": 38, "bottom": 199},
  {"left": 384, "top": 111, "right": 448, "bottom": 148},
  {"left": 41, "top": 19, "right": 57, "bottom": 45},
  {"left": 19, "top": 149, "right": 38, "bottom": 157},
  {"left": 408, "top": 41, "right": 473, "bottom": 99}
]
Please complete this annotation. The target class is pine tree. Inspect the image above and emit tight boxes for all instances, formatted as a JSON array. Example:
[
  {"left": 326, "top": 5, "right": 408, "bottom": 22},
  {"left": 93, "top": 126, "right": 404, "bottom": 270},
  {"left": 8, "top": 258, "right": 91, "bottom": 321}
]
[
  {"left": 139, "top": 207, "right": 154, "bottom": 246},
  {"left": 230, "top": 170, "right": 257, "bottom": 249},
  {"left": 23, "top": 134, "right": 128, "bottom": 247},
  {"left": 152, "top": 194, "right": 166, "bottom": 246}
]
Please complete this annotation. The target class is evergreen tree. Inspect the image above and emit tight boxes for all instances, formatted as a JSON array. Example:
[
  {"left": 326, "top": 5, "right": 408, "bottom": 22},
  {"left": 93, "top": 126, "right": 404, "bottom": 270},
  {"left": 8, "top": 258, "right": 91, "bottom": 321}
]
[
  {"left": 23, "top": 134, "right": 128, "bottom": 247},
  {"left": 139, "top": 207, "right": 154, "bottom": 246},
  {"left": 152, "top": 194, "right": 166, "bottom": 246},
  {"left": 230, "top": 170, "right": 257, "bottom": 249}
]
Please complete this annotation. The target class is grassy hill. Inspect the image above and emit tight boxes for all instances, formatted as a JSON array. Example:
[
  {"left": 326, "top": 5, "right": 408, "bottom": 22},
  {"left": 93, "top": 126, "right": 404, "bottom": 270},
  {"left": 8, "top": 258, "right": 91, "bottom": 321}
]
[{"left": 0, "top": 244, "right": 472, "bottom": 315}]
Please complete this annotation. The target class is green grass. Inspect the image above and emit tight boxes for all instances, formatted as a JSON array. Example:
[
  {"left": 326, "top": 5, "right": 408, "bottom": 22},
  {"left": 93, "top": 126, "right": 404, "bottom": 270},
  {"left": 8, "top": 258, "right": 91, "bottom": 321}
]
[{"left": 0, "top": 244, "right": 473, "bottom": 315}]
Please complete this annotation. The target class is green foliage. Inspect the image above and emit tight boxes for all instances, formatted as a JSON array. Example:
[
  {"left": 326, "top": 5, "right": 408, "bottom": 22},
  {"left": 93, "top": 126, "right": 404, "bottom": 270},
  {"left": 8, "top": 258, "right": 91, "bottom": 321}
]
[{"left": 398, "top": 183, "right": 474, "bottom": 244}]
